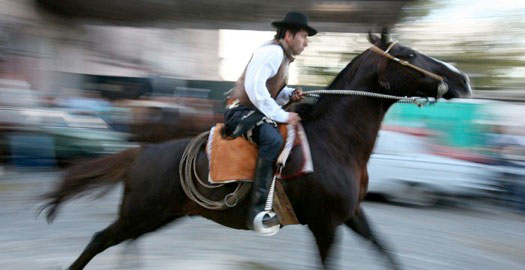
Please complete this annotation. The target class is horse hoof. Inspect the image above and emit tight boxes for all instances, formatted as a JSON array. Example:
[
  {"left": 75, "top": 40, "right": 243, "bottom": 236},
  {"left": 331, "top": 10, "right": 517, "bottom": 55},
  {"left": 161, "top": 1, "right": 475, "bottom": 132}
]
[{"left": 253, "top": 211, "right": 280, "bottom": 236}]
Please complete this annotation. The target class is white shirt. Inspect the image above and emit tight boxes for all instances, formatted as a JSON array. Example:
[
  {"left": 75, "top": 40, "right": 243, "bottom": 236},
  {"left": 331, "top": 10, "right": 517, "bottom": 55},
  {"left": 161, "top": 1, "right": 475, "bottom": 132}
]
[{"left": 244, "top": 41, "right": 295, "bottom": 123}]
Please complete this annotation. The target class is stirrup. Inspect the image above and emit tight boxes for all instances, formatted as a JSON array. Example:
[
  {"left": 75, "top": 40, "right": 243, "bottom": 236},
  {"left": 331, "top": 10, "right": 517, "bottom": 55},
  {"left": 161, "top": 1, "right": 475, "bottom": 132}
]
[{"left": 253, "top": 211, "right": 280, "bottom": 236}]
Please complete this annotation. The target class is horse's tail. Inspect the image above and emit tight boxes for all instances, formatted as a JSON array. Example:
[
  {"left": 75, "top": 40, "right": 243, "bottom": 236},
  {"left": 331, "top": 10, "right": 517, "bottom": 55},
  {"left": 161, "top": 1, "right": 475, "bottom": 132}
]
[{"left": 40, "top": 147, "right": 141, "bottom": 223}]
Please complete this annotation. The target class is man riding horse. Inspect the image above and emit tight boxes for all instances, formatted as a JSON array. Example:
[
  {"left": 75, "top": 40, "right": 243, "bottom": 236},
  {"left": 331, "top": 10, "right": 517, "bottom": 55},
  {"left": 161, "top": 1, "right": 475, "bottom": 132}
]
[{"left": 223, "top": 11, "right": 317, "bottom": 230}]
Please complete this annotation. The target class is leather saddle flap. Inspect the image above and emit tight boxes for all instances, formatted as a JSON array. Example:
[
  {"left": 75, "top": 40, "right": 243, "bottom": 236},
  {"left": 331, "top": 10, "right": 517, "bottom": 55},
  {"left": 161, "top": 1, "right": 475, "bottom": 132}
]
[{"left": 207, "top": 123, "right": 312, "bottom": 184}]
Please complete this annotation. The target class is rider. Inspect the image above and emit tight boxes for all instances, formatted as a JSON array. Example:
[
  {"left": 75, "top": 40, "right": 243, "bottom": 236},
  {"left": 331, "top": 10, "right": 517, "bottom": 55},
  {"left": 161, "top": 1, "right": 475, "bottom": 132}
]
[{"left": 223, "top": 11, "right": 317, "bottom": 230}]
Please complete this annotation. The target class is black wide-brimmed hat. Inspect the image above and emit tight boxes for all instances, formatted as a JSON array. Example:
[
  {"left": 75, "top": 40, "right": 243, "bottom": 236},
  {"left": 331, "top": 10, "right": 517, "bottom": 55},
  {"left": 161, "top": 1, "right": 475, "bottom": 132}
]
[{"left": 271, "top": 11, "right": 317, "bottom": 36}]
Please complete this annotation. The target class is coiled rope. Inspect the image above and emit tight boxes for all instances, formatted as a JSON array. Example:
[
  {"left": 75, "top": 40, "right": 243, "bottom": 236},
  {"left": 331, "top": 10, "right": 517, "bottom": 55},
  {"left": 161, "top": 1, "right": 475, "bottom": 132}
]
[{"left": 179, "top": 131, "right": 251, "bottom": 210}]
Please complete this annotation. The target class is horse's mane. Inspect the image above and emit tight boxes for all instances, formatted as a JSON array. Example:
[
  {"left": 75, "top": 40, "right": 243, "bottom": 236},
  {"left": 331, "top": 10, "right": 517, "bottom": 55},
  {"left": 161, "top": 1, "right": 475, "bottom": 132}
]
[
  {"left": 293, "top": 50, "right": 370, "bottom": 120},
  {"left": 326, "top": 51, "right": 368, "bottom": 90}
]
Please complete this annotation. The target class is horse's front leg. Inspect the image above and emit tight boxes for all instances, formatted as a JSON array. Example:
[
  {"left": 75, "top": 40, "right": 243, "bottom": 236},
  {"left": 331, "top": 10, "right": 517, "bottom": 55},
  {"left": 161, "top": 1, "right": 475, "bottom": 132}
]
[
  {"left": 308, "top": 221, "right": 339, "bottom": 269},
  {"left": 344, "top": 206, "right": 402, "bottom": 270}
]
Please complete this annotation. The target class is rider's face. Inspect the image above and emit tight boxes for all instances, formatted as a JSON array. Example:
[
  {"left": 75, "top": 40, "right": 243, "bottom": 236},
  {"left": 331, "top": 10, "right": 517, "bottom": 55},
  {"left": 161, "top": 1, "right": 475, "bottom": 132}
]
[{"left": 285, "top": 29, "right": 309, "bottom": 56}]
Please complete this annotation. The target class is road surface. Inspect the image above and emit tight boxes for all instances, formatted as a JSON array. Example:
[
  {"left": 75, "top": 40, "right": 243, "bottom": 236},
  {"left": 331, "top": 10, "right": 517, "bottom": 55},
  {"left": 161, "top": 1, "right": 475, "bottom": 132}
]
[{"left": 0, "top": 170, "right": 524, "bottom": 270}]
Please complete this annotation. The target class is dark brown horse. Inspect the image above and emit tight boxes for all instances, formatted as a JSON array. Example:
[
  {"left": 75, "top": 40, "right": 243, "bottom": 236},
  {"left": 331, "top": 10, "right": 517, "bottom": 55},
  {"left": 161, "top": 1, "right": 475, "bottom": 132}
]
[{"left": 41, "top": 31, "right": 472, "bottom": 270}]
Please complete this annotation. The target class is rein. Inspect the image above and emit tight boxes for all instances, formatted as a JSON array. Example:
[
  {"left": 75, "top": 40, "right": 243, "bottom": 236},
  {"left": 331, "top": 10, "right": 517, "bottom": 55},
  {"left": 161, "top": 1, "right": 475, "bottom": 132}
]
[{"left": 302, "top": 89, "right": 437, "bottom": 107}]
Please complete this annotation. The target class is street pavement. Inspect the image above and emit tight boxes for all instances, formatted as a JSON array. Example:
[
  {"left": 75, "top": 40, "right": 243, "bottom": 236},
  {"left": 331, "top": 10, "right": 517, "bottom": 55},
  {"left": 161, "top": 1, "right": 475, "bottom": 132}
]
[{"left": 0, "top": 170, "right": 524, "bottom": 270}]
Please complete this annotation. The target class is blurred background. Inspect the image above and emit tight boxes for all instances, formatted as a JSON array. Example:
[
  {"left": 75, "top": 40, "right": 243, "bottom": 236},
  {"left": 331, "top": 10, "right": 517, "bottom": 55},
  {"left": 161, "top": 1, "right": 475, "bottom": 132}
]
[{"left": 0, "top": 0, "right": 524, "bottom": 269}]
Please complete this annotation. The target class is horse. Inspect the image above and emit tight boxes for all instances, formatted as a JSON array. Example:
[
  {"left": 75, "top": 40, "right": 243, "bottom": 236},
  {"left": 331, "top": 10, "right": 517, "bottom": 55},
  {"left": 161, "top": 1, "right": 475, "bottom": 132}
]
[{"left": 40, "top": 30, "right": 472, "bottom": 270}]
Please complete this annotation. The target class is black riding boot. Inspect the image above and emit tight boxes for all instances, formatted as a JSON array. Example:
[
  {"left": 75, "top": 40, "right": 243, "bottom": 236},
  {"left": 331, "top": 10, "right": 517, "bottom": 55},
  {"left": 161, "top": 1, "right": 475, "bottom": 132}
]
[{"left": 247, "top": 159, "right": 280, "bottom": 230}]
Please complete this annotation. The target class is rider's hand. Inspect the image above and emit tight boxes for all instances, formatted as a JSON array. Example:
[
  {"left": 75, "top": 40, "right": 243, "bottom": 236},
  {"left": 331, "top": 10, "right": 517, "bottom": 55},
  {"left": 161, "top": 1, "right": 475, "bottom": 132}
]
[
  {"left": 287, "top": 112, "right": 301, "bottom": 126},
  {"left": 291, "top": 88, "right": 305, "bottom": 102}
]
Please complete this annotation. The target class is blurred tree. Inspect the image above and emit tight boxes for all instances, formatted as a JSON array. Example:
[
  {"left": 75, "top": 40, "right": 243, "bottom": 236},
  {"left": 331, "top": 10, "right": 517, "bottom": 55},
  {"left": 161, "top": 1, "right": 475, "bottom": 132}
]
[
  {"left": 296, "top": 0, "right": 525, "bottom": 90},
  {"left": 400, "top": 0, "right": 525, "bottom": 89},
  {"left": 399, "top": 0, "right": 445, "bottom": 22}
]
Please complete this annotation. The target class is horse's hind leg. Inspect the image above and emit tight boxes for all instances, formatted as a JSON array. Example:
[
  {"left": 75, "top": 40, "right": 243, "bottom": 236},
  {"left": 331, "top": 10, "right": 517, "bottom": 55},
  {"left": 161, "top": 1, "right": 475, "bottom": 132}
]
[
  {"left": 68, "top": 214, "right": 182, "bottom": 270},
  {"left": 68, "top": 221, "right": 128, "bottom": 270},
  {"left": 344, "top": 206, "right": 402, "bottom": 270}
]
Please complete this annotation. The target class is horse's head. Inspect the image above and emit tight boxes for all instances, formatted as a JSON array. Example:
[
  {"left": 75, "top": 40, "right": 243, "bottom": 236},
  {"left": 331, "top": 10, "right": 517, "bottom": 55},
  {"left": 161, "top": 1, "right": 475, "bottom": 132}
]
[{"left": 366, "top": 30, "right": 472, "bottom": 99}]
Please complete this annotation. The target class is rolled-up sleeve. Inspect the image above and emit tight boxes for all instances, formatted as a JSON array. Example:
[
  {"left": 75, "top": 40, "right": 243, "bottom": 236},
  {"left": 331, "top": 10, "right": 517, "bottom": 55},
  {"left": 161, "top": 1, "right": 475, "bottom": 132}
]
[
  {"left": 275, "top": 86, "right": 294, "bottom": 106},
  {"left": 244, "top": 45, "right": 290, "bottom": 123}
]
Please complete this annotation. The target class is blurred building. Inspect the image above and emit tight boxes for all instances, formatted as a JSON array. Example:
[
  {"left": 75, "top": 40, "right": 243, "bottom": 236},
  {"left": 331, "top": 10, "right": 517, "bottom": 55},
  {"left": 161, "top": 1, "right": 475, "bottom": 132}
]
[
  {"left": 3, "top": 0, "right": 524, "bottom": 101},
  {"left": 0, "top": 0, "right": 409, "bottom": 97},
  {"left": 35, "top": 0, "right": 407, "bottom": 32}
]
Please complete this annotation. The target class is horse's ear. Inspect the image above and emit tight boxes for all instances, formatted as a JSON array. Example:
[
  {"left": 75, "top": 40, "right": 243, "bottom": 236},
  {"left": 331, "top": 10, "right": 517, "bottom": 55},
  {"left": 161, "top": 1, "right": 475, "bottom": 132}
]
[
  {"left": 380, "top": 27, "right": 391, "bottom": 44},
  {"left": 367, "top": 31, "right": 380, "bottom": 45}
]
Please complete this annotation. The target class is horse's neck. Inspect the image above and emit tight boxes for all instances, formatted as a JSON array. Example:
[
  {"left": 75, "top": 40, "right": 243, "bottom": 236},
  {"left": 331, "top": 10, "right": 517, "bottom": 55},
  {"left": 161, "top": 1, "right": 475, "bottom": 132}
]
[{"left": 305, "top": 94, "right": 394, "bottom": 167}]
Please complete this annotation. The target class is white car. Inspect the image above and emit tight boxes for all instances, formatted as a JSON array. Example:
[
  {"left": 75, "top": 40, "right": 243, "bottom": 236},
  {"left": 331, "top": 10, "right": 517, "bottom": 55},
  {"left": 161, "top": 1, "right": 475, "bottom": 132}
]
[{"left": 367, "top": 130, "right": 498, "bottom": 206}]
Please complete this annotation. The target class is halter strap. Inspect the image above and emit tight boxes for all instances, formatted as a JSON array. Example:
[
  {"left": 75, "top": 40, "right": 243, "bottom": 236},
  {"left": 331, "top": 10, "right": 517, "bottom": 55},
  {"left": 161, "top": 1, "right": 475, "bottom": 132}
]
[
  {"left": 384, "top": 41, "right": 398, "bottom": 54},
  {"left": 369, "top": 43, "right": 444, "bottom": 82}
]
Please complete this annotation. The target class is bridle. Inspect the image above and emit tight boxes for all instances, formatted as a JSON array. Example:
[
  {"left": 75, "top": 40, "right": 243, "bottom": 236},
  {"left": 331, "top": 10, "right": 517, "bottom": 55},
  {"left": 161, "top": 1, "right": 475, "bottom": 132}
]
[
  {"left": 369, "top": 41, "right": 449, "bottom": 99},
  {"left": 299, "top": 41, "right": 450, "bottom": 105}
]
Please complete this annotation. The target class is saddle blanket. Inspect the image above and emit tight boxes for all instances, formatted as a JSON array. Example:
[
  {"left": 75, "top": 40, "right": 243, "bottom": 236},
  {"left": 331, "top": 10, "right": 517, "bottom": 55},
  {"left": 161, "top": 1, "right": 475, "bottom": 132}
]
[{"left": 206, "top": 123, "right": 313, "bottom": 183}]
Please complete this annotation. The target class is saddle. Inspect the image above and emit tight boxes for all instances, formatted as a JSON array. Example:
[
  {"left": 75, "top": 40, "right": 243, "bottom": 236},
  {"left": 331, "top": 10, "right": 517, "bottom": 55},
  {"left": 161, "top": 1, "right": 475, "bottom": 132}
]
[{"left": 206, "top": 123, "right": 313, "bottom": 184}]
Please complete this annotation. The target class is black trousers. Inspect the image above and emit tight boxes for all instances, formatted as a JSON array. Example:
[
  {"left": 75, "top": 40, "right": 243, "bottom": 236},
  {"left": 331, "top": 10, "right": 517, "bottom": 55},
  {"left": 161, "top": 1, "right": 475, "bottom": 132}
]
[{"left": 224, "top": 106, "right": 283, "bottom": 161}]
